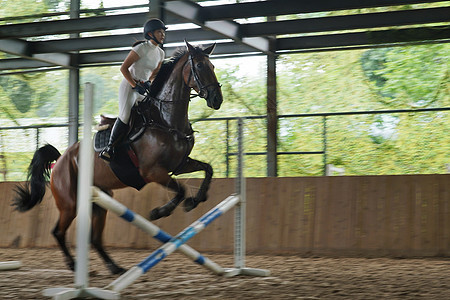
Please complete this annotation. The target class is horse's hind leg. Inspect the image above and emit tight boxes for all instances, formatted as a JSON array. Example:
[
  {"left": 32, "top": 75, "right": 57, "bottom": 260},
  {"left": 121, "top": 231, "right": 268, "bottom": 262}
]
[
  {"left": 52, "top": 210, "right": 77, "bottom": 271},
  {"left": 175, "top": 158, "right": 213, "bottom": 212},
  {"left": 91, "top": 203, "right": 126, "bottom": 275},
  {"left": 149, "top": 176, "right": 185, "bottom": 220}
]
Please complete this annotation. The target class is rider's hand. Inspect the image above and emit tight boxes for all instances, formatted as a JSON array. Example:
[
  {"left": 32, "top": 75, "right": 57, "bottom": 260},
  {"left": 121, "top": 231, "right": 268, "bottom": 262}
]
[
  {"left": 132, "top": 81, "right": 146, "bottom": 95},
  {"left": 143, "top": 81, "right": 152, "bottom": 94}
]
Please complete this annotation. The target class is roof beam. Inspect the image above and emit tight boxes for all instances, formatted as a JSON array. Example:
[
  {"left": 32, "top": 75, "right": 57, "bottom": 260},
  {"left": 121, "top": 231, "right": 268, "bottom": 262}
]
[
  {"left": 32, "top": 53, "right": 72, "bottom": 68},
  {"left": 203, "top": 0, "right": 447, "bottom": 20},
  {"left": 0, "top": 39, "right": 30, "bottom": 56},
  {"left": 0, "top": 1, "right": 447, "bottom": 39},
  {"left": 15, "top": 5, "right": 449, "bottom": 56},
  {"left": 242, "top": 7, "right": 450, "bottom": 37},
  {"left": 0, "top": 12, "right": 185, "bottom": 39},
  {"left": 277, "top": 26, "right": 450, "bottom": 52},
  {"left": 78, "top": 41, "right": 257, "bottom": 65},
  {"left": 0, "top": 58, "right": 53, "bottom": 71},
  {"left": 0, "top": 38, "right": 72, "bottom": 68},
  {"left": 165, "top": 0, "right": 271, "bottom": 54},
  {"left": 0, "top": 13, "right": 146, "bottom": 38},
  {"left": 1, "top": 1, "right": 449, "bottom": 72},
  {"left": 15, "top": 6, "right": 450, "bottom": 55},
  {"left": 3, "top": 25, "right": 448, "bottom": 72},
  {"left": 31, "top": 29, "right": 224, "bottom": 54}
]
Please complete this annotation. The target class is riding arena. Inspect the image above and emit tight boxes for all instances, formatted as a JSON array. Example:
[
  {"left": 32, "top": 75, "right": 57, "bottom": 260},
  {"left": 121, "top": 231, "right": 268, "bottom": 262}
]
[
  {"left": 1, "top": 1, "right": 450, "bottom": 299},
  {"left": 1, "top": 85, "right": 449, "bottom": 299}
]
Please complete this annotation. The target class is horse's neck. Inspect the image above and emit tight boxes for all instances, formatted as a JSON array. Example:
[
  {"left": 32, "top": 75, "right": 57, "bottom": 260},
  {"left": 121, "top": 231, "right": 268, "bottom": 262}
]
[{"left": 155, "top": 56, "right": 191, "bottom": 133}]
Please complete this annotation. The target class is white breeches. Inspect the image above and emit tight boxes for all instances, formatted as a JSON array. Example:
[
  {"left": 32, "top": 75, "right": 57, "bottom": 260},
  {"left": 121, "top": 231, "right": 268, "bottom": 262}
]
[{"left": 118, "top": 78, "right": 145, "bottom": 124}]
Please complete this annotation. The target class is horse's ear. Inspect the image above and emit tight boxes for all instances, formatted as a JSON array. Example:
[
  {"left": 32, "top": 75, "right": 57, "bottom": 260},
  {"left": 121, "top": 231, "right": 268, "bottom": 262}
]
[
  {"left": 185, "top": 40, "right": 195, "bottom": 54},
  {"left": 203, "top": 43, "right": 216, "bottom": 56}
]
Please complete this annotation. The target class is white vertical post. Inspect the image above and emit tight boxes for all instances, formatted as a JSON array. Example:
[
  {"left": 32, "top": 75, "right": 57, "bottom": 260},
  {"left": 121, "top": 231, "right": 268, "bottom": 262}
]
[
  {"left": 74, "top": 82, "right": 94, "bottom": 288},
  {"left": 43, "top": 83, "right": 118, "bottom": 300}
]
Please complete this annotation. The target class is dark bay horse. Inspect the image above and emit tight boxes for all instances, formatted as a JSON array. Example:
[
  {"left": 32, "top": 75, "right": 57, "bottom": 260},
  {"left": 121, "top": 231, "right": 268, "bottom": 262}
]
[{"left": 12, "top": 41, "right": 223, "bottom": 275}]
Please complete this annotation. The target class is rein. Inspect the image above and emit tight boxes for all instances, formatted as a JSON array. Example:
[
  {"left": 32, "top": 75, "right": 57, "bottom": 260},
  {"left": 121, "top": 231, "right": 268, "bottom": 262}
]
[{"left": 186, "top": 54, "right": 221, "bottom": 99}]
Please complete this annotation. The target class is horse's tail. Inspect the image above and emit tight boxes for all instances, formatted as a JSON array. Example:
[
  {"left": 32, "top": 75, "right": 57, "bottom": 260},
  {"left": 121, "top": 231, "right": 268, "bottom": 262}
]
[{"left": 12, "top": 144, "right": 61, "bottom": 212}]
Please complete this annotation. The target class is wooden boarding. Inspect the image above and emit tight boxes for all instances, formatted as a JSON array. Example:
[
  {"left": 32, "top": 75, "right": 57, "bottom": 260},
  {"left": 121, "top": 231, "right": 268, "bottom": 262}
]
[{"left": 1, "top": 175, "right": 449, "bottom": 257}]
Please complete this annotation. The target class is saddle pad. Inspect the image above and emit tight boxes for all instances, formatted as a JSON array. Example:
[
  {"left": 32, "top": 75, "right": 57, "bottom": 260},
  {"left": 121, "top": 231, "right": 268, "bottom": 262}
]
[
  {"left": 93, "top": 130, "right": 110, "bottom": 152},
  {"left": 109, "top": 145, "right": 147, "bottom": 191},
  {"left": 94, "top": 130, "right": 147, "bottom": 191}
]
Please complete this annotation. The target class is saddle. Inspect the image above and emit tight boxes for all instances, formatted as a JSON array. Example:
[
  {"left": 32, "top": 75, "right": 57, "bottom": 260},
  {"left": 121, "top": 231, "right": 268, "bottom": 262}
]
[
  {"left": 93, "top": 102, "right": 153, "bottom": 190},
  {"left": 94, "top": 101, "right": 150, "bottom": 152}
]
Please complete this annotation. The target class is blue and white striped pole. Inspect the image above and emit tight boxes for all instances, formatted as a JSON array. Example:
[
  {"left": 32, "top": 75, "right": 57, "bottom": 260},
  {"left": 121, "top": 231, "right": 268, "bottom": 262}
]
[
  {"left": 92, "top": 188, "right": 224, "bottom": 276},
  {"left": 106, "top": 195, "right": 240, "bottom": 292}
]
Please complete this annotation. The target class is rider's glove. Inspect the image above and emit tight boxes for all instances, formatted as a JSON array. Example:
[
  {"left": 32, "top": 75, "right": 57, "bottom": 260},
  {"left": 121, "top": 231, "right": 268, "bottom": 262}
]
[
  {"left": 132, "top": 81, "right": 146, "bottom": 96},
  {"left": 143, "top": 80, "right": 152, "bottom": 94}
]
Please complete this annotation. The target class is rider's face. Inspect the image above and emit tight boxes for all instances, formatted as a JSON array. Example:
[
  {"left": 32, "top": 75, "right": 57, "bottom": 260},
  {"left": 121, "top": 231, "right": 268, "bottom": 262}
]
[{"left": 151, "top": 29, "right": 166, "bottom": 44}]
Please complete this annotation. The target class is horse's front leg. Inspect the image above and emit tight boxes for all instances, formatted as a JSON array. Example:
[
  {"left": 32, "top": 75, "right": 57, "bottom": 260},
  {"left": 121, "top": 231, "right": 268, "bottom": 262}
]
[
  {"left": 174, "top": 157, "right": 213, "bottom": 212},
  {"left": 149, "top": 175, "right": 186, "bottom": 220}
]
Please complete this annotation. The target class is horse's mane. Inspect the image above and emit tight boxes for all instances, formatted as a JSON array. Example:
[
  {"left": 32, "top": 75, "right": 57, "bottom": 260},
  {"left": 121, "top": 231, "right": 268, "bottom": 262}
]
[{"left": 149, "top": 45, "right": 205, "bottom": 97}]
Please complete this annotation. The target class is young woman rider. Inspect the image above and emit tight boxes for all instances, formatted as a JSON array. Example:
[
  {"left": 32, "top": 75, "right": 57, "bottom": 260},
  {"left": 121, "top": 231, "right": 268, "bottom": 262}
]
[{"left": 100, "top": 18, "right": 167, "bottom": 161}]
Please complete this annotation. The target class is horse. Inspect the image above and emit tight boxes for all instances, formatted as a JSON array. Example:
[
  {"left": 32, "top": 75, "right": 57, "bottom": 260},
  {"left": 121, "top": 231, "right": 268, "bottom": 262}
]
[{"left": 11, "top": 41, "right": 223, "bottom": 275}]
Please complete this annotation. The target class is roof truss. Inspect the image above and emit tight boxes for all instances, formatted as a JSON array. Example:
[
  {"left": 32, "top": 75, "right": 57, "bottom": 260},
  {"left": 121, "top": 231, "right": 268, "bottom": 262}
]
[{"left": 0, "top": 0, "right": 449, "bottom": 73}]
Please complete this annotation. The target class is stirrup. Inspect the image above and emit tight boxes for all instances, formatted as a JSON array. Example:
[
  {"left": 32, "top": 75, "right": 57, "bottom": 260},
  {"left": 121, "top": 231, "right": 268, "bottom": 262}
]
[{"left": 99, "top": 147, "right": 114, "bottom": 162}]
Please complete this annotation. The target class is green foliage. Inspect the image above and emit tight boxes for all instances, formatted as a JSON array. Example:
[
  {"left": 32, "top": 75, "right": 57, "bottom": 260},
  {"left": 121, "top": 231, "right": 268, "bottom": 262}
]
[
  {"left": 0, "top": 76, "right": 31, "bottom": 113},
  {"left": 0, "top": 0, "right": 69, "bottom": 21},
  {"left": 0, "top": 71, "right": 69, "bottom": 122},
  {"left": 1, "top": 42, "right": 449, "bottom": 180},
  {"left": 374, "top": 44, "right": 449, "bottom": 108},
  {"left": 0, "top": 77, "right": 34, "bottom": 113},
  {"left": 0, "top": 0, "right": 44, "bottom": 18},
  {"left": 0, "top": 151, "right": 34, "bottom": 181},
  {"left": 273, "top": 44, "right": 449, "bottom": 176},
  {"left": 278, "top": 50, "right": 385, "bottom": 114},
  {"left": 81, "top": 67, "right": 121, "bottom": 116},
  {"left": 360, "top": 48, "right": 389, "bottom": 88}
]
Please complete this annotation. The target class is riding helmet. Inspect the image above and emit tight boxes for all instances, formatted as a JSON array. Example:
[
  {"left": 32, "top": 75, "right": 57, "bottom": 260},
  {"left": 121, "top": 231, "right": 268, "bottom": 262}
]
[{"left": 144, "top": 18, "right": 167, "bottom": 40}]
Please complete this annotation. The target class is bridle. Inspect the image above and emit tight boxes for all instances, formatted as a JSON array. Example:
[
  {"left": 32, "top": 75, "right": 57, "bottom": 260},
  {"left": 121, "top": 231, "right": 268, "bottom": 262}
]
[{"left": 185, "top": 53, "right": 221, "bottom": 99}]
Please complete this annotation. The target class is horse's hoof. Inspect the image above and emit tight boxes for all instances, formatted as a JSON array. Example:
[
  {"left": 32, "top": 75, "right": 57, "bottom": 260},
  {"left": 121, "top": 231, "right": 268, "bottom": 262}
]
[
  {"left": 67, "top": 260, "right": 75, "bottom": 272},
  {"left": 150, "top": 207, "right": 171, "bottom": 220},
  {"left": 150, "top": 208, "right": 161, "bottom": 220},
  {"left": 112, "top": 267, "right": 126, "bottom": 275},
  {"left": 107, "top": 262, "right": 126, "bottom": 275},
  {"left": 184, "top": 197, "right": 198, "bottom": 212}
]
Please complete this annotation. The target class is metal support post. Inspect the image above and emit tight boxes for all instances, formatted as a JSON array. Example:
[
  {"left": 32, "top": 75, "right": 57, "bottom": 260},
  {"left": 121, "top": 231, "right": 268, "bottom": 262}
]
[{"left": 223, "top": 118, "right": 270, "bottom": 277}]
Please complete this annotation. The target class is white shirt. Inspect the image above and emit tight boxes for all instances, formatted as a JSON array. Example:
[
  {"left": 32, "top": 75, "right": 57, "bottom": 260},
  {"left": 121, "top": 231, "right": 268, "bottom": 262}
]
[
  {"left": 117, "top": 41, "right": 165, "bottom": 123},
  {"left": 129, "top": 41, "right": 165, "bottom": 81}
]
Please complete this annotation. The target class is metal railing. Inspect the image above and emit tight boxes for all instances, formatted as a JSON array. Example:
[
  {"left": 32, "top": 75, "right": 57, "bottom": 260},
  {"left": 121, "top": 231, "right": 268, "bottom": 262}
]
[
  {"left": 0, "top": 107, "right": 449, "bottom": 180},
  {"left": 197, "top": 107, "right": 450, "bottom": 176}
]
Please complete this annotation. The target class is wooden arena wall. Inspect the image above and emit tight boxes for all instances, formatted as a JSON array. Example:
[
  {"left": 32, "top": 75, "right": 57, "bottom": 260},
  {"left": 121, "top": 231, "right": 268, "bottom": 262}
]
[{"left": 0, "top": 174, "right": 449, "bottom": 257}]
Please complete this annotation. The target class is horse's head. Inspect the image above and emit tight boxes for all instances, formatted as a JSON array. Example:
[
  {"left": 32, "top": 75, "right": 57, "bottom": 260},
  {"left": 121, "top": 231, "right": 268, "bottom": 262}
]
[{"left": 184, "top": 41, "right": 223, "bottom": 110}]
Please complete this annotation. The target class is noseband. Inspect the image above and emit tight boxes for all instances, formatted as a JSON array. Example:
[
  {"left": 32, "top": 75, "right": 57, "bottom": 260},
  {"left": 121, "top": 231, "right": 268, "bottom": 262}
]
[{"left": 186, "top": 54, "right": 221, "bottom": 99}]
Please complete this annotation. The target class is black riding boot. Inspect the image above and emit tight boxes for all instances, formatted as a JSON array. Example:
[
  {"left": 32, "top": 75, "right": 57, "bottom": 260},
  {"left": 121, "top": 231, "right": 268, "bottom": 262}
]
[{"left": 99, "top": 119, "right": 129, "bottom": 162}]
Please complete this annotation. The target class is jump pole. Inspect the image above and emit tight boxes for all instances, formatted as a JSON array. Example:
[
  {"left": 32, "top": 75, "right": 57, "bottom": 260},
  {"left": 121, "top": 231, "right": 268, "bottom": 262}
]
[
  {"left": 104, "top": 117, "right": 268, "bottom": 293},
  {"left": 91, "top": 187, "right": 224, "bottom": 275},
  {"left": 44, "top": 108, "right": 268, "bottom": 298},
  {"left": 43, "top": 83, "right": 119, "bottom": 300},
  {"left": 0, "top": 261, "right": 22, "bottom": 271},
  {"left": 106, "top": 194, "right": 241, "bottom": 292}
]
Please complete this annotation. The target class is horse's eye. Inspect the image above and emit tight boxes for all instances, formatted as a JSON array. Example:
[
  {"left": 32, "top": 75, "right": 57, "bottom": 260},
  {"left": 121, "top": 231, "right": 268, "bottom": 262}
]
[{"left": 196, "top": 62, "right": 204, "bottom": 69}]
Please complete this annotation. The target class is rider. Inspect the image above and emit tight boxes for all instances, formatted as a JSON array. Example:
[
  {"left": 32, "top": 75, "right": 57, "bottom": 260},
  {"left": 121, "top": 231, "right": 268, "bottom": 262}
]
[{"left": 99, "top": 18, "right": 167, "bottom": 161}]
